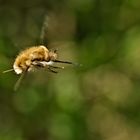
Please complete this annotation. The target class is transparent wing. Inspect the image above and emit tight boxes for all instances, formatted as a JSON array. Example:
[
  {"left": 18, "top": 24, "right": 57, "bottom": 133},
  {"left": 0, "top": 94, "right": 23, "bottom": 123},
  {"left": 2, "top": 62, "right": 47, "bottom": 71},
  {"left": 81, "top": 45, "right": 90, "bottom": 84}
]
[
  {"left": 14, "top": 71, "right": 27, "bottom": 91},
  {"left": 40, "top": 15, "right": 49, "bottom": 46}
]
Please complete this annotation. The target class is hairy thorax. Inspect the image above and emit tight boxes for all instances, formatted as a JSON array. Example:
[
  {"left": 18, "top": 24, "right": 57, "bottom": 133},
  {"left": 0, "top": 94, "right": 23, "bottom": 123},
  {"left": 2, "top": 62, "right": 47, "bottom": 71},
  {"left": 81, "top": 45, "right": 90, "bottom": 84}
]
[{"left": 13, "top": 45, "right": 50, "bottom": 74}]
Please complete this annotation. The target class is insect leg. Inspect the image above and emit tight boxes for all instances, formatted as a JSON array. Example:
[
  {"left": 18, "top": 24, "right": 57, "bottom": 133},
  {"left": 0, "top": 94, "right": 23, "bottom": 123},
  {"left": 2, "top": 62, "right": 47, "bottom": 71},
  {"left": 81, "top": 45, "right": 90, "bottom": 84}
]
[
  {"left": 32, "top": 61, "right": 44, "bottom": 68},
  {"left": 48, "top": 67, "right": 58, "bottom": 73},
  {"left": 49, "top": 65, "right": 64, "bottom": 69}
]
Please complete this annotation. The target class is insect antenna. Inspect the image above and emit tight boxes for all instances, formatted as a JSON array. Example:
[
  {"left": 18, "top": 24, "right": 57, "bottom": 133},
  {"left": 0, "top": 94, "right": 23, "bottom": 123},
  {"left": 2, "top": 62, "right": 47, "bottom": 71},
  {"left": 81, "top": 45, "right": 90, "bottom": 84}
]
[{"left": 3, "top": 69, "right": 14, "bottom": 73}]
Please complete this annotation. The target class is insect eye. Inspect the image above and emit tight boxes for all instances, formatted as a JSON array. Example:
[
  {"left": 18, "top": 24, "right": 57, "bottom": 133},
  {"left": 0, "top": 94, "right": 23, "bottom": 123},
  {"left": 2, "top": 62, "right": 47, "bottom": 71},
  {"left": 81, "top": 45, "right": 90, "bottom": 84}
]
[{"left": 54, "top": 49, "right": 58, "bottom": 53}]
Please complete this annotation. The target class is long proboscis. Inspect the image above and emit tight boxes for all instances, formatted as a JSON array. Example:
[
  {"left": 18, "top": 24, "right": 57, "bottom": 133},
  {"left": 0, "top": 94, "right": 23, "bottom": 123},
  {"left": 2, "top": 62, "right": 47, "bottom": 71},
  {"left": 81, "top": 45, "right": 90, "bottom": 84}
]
[{"left": 53, "top": 60, "right": 82, "bottom": 67}]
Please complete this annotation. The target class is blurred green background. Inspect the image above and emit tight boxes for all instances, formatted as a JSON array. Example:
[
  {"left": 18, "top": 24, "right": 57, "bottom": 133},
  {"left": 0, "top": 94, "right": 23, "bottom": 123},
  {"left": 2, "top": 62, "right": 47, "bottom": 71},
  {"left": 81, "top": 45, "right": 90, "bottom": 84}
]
[{"left": 1, "top": 0, "right": 140, "bottom": 140}]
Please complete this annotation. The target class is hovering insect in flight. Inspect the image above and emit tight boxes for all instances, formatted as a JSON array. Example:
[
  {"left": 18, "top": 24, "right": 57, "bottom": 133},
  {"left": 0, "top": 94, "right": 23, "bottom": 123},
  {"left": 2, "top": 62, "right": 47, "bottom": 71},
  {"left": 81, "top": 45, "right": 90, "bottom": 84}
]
[{"left": 3, "top": 16, "right": 78, "bottom": 91}]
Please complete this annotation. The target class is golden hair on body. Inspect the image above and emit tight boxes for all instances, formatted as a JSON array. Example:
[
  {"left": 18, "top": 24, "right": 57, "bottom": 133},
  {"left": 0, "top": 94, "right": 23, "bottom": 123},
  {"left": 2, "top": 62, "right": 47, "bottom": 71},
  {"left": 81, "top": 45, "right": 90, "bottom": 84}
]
[
  {"left": 3, "top": 45, "right": 75, "bottom": 91},
  {"left": 13, "top": 45, "right": 57, "bottom": 74},
  {"left": 3, "top": 15, "right": 79, "bottom": 91}
]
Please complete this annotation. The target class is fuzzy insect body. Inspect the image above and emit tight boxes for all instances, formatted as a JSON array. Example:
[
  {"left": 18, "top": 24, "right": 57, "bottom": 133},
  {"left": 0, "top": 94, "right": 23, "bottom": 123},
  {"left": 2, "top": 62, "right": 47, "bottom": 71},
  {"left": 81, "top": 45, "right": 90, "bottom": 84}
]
[
  {"left": 3, "top": 15, "right": 79, "bottom": 91},
  {"left": 3, "top": 45, "right": 78, "bottom": 91},
  {"left": 13, "top": 45, "right": 57, "bottom": 74}
]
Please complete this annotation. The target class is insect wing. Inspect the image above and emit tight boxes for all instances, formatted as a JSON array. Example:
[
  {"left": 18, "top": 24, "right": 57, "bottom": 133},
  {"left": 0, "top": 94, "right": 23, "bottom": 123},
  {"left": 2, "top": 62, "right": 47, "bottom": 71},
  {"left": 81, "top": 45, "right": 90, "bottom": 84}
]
[
  {"left": 14, "top": 71, "right": 27, "bottom": 91},
  {"left": 40, "top": 15, "right": 49, "bottom": 46}
]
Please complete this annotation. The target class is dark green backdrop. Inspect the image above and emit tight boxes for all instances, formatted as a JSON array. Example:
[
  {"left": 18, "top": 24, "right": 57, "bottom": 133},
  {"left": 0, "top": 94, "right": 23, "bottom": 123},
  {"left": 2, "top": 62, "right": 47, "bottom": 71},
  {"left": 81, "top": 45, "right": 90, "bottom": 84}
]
[{"left": 0, "top": 0, "right": 140, "bottom": 140}]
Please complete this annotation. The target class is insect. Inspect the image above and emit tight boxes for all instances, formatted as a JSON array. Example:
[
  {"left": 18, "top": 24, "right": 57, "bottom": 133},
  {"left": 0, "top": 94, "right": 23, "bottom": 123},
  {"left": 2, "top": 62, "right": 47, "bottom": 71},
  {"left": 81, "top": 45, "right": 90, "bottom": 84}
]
[
  {"left": 3, "top": 16, "right": 78, "bottom": 91},
  {"left": 3, "top": 45, "right": 76, "bottom": 91}
]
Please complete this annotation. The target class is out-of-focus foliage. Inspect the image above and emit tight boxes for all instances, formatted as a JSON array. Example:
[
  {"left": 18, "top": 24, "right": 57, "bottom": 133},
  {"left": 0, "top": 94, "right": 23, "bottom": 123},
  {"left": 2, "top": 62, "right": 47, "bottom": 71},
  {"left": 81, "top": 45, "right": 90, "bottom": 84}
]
[{"left": 1, "top": 0, "right": 140, "bottom": 140}]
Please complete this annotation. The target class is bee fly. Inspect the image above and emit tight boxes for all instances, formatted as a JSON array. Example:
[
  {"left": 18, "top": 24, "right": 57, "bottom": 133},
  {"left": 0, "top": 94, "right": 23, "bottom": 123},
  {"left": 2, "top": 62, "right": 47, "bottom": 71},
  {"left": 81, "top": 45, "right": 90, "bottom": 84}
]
[
  {"left": 3, "top": 16, "right": 79, "bottom": 91},
  {"left": 3, "top": 45, "right": 78, "bottom": 91}
]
